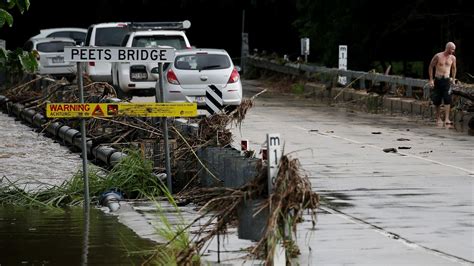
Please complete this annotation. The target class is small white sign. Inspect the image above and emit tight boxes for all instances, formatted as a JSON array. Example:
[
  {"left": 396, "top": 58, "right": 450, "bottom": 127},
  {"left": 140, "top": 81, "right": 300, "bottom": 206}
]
[
  {"left": 301, "top": 38, "right": 310, "bottom": 55},
  {"left": 267, "top": 133, "right": 282, "bottom": 193},
  {"left": 338, "top": 45, "right": 348, "bottom": 85},
  {"left": 64, "top": 47, "right": 175, "bottom": 63}
]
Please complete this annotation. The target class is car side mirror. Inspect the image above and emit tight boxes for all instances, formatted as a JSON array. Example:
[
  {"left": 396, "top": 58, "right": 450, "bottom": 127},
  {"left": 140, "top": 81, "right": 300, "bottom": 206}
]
[{"left": 235, "top": 65, "right": 242, "bottom": 73}]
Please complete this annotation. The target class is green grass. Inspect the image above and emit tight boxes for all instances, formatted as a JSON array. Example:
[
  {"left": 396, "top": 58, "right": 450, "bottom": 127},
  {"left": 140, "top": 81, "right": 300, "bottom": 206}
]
[
  {"left": 140, "top": 185, "right": 200, "bottom": 265},
  {"left": 0, "top": 148, "right": 163, "bottom": 208},
  {"left": 291, "top": 83, "right": 305, "bottom": 94}
]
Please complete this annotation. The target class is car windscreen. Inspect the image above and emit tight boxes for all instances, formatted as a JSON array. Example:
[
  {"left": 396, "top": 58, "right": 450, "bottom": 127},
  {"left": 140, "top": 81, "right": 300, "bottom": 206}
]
[
  {"left": 174, "top": 54, "right": 231, "bottom": 70},
  {"left": 132, "top": 35, "right": 187, "bottom": 49},
  {"left": 36, "top": 41, "right": 75, "bottom": 52},
  {"left": 95, "top": 27, "right": 129, "bottom": 46}
]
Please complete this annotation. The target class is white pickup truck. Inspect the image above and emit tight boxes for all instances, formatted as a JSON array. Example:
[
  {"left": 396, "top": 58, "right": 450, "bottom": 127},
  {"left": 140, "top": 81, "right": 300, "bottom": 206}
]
[{"left": 111, "top": 21, "right": 191, "bottom": 97}]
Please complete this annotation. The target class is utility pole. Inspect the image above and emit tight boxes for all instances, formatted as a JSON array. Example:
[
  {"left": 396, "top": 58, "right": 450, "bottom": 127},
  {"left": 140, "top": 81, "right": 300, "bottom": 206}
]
[{"left": 241, "top": 10, "right": 249, "bottom": 74}]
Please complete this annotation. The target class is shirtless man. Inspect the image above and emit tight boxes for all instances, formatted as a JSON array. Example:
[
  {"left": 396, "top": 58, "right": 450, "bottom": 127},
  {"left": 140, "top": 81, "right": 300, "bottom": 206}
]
[{"left": 428, "top": 42, "right": 457, "bottom": 126}]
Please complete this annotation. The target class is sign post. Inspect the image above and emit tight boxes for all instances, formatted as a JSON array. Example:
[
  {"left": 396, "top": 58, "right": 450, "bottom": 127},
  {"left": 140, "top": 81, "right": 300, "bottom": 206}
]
[
  {"left": 338, "top": 45, "right": 348, "bottom": 85},
  {"left": 240, "top": 10, "right": 249, "bottom": 74},
  {"left": 157, "top": 62, "right": 173, "bottom": 193},
  {"left": 77, "top": 61, "right": 90, "bottom": 209}
]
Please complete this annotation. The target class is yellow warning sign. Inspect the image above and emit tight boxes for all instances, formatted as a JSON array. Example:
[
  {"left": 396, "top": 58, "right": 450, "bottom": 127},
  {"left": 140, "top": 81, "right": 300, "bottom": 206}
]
[
  {"left": 92, "top": 104, "right": 104, "bottom": 116},
  {"left": 46, "top": 103, "right": 197, "bottom": 118}
]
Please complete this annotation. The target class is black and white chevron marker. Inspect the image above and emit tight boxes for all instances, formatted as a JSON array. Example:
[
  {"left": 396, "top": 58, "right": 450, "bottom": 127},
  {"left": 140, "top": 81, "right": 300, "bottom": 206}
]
[{"left": 204, "top": 84, "right": 224, "bottom": 116}]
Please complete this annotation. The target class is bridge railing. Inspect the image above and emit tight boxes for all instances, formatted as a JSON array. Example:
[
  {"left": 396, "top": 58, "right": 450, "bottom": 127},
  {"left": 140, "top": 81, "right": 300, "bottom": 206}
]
[{"left": 245, "top": 56, "right": 430, "bottom": 99}]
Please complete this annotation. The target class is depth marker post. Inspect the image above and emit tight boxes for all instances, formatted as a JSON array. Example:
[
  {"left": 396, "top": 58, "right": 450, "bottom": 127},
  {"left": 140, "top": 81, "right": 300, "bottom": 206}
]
[{"left": 267, "top": 133, "right": 286, "bottom": 265}]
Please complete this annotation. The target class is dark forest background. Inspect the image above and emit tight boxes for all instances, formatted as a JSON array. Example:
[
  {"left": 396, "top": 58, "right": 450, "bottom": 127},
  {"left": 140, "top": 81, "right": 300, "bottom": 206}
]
[{"left": 1, "top": 0, "right": 473, "bottom": 81}]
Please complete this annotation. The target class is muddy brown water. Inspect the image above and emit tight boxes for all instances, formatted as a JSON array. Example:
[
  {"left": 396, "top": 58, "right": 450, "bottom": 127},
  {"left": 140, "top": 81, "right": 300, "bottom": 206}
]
[
  {"left": 0, "top": 112, "right": 158, "bottom": 265},
  {"left": 0, "top": 206, "right": 156, "bottom": 265}
]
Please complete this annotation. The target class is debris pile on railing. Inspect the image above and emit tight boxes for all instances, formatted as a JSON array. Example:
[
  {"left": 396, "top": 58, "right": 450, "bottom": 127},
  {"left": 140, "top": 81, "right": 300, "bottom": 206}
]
[
  {"left": 452, "top": 83, "right": 474, "bottom": 112},
  {"left": 0, "top": 75, "right": 260, "bottom": 189}
]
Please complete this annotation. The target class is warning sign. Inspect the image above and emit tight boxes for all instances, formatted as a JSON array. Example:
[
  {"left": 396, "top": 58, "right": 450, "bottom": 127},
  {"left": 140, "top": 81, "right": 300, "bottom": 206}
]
[
  {"left": 92, "top": 105, "right": 104, "bottom": 116},
  {"left": 46, "top": 103, "right": 197, "bottom": 118}
]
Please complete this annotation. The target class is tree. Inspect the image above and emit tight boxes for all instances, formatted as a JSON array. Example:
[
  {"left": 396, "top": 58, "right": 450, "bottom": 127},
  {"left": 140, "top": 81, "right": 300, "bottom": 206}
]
[
  {"left": 0, "top": 0, "right": 36, "bottom": 84},
  {"left": 0, "top": 0, "right": 30, "bottom": 27}
]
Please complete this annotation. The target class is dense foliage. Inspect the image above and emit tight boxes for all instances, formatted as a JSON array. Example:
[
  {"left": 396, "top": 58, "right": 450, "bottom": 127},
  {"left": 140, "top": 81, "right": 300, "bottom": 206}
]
[
  {"left": 293, "top": 0, "right": 473, "bottom": 79},
  {"left": 0, "top": 0, "right": 30, "bottom": 27}
]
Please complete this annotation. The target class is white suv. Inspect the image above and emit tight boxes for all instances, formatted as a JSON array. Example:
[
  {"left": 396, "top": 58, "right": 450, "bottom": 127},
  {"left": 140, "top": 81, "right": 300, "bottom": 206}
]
[
  {"left": 111, "top": 21, "right": 191, "bottom": 96},
  {"left": 84, "top": 22, "right": 130, "bottom": 82},
  {"left": 28, "top": 27, "right": 87, "bottom": 45},
  {"left": 23, "top": 37, "right": 77, "bottom": 76}
]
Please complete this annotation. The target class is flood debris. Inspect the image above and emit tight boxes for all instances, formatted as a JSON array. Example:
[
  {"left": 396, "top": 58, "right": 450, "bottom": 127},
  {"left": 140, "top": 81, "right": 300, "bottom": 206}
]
[
  {"left": 397, "top": 138, "right": 410, "bottom": 141},
  {"left": 383, "top": 148, "right": 397, "bottom": 153},
  {"left": 175, "top": 155, "right": 319, "bottom": 264}
]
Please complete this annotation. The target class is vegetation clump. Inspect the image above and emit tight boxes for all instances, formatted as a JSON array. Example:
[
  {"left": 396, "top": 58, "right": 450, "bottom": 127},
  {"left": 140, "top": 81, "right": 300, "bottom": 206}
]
[{"left": 0, "top": 149, "right": 162, "bottom": 208}]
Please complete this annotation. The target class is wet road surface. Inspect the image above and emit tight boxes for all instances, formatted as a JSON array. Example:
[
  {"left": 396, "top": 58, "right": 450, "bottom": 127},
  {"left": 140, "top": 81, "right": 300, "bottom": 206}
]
[{"left": 230, "top": 80, "right": 474, "bottom": 265}]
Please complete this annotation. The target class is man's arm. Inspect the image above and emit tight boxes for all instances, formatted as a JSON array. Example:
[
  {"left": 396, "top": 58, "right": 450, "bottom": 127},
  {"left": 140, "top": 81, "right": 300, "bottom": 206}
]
[
  {"left": 428, "top": 54, "right": 438, "bottom": 86},
  {"left": 451, "top": 56, "right": 457, "bottom": 83}
]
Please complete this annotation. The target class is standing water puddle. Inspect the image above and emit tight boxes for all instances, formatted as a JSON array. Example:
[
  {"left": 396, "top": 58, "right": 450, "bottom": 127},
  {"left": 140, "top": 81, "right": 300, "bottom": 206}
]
[{"left": 0, "top": 206, "right": 156, "bottom": 265}]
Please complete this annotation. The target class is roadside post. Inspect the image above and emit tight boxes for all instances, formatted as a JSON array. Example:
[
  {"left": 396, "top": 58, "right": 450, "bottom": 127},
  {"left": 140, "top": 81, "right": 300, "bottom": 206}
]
[
  {"left": 267, "top": 133, "right": 282, "bottom": 192},
  {"left": 338, "top": 45, "right": 348, "bottom": 85},
  {"left": 241, "top": 10, "right": 249, "bottom": 74},
  {"left": 55, "top": 46, "right": 190, "bottom": 202},
  {"left": 266, "top": 133, "right": 285, "bottom": 265}
]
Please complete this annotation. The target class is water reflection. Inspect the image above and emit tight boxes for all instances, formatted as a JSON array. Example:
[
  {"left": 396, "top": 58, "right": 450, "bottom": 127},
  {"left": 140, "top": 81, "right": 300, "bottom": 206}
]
[
  {"left": 0, "top": 206, "right": 156, "bottom": 265},
  {"left": 82, "top": 205, "right": 90, "bottom": 266}
]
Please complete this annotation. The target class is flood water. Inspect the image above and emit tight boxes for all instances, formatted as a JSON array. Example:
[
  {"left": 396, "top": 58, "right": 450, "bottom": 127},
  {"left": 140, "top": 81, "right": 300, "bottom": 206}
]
[
  {"left": 0, "top": 206, "right": 157, "bottom": 265},
  {"left": 0, "top": 112, "right": 157, "bottom": 265}
]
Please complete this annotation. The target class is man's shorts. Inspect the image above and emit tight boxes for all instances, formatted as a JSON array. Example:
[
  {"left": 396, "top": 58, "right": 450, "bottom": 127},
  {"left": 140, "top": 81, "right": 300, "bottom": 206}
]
[{"left": 431, "top": 77, "right": 452, "bottom": 106}]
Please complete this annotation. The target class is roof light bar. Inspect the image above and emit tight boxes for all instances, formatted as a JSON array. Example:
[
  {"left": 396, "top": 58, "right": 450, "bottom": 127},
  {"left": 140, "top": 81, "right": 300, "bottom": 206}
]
[{"left": 130, "top": 20, "right": 191, "bottom": 31}]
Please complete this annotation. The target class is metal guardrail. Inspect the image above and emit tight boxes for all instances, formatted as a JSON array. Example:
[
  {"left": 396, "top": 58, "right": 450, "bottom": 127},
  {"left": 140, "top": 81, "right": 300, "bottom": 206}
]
[{"left": 246, "top": 56, "right": 431, "bottom": 99}]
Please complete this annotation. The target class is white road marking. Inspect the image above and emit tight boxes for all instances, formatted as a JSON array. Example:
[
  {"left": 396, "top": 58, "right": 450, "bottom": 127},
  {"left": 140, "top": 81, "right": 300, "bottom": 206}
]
[{"left": 320, "top": 206, "right": 473, "bottom": 265}]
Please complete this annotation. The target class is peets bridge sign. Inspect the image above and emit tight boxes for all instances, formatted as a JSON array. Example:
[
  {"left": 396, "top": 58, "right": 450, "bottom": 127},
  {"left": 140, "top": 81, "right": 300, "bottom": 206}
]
[{"left": 64, "top": 47, "right": 175, "bottom": 63}]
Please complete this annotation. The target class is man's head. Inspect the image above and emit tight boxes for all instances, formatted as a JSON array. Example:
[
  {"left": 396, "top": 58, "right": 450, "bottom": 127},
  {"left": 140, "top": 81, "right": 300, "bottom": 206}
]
[{"left": 445, "top": 42, "right": 456, "bottom": 55}]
